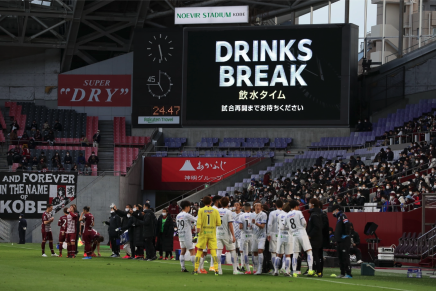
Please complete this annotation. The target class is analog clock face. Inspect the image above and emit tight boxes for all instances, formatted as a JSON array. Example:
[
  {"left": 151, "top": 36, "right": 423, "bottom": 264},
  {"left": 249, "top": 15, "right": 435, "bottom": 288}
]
[
  {"left": 147, "top": 70, "right": 173, "bottom": 99},
  {"left": 147, "top": 34, "right": 173, "bottom": 63}
]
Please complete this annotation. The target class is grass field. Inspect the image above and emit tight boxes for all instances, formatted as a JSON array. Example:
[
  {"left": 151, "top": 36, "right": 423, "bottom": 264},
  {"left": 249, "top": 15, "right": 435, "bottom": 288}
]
[{"left": 0, "top": 243, "right": 434, "bottom": 291}]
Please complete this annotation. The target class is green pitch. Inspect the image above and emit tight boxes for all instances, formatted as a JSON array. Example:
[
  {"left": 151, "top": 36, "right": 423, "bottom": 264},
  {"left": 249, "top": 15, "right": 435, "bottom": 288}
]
[{"left": 0, "top": 243, "right": 434, "bottom": 291}]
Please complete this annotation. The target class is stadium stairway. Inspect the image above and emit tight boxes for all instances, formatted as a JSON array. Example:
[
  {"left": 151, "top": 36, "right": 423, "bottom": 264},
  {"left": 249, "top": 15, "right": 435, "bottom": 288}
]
[{"left": 97, "top": 120, "right": 114, "bottom": 172}]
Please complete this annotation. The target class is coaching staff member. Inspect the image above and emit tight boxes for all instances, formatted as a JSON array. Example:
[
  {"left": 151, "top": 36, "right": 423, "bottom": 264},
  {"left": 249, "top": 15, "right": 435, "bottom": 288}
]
[
  {"left": 142, "top": 203, "right": 157, "bottom": 261},
  {"left": 307, "top": 199, "right": 323, "bottom": 277},
  {"left": 331, "top": 205, "right": 352, "bottom": 278}
]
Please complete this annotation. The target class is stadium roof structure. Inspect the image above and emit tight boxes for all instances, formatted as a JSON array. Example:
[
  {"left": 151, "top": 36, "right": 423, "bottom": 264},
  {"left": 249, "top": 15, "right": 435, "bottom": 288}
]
[{"left": 0, "top": 0, "right": 339, "bottom": 71}]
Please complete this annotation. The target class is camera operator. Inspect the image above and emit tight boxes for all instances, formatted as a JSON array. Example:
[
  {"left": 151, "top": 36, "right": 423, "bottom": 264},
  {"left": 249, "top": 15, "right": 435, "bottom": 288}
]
[
  {"left": 349, "top": 223, "right": 363, "bottom": 264},
  {"left": 113, "top": 204, "right": 134, "bottom": 259},
  {"left": 331, "top": 205, "right": 352, "bottom": 278}
]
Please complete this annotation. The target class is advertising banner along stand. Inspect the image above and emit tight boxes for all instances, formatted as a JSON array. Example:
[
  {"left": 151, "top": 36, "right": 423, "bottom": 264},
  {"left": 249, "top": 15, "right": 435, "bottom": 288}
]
[{"left": 0, "top": 172, "right": 78, "bottom": 219}]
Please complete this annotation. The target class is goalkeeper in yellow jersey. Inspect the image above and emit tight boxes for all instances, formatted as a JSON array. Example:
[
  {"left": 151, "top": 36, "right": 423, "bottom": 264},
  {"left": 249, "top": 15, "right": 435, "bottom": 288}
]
[{"left": 194, "top": 196, "right": 221, "bottom": 276}]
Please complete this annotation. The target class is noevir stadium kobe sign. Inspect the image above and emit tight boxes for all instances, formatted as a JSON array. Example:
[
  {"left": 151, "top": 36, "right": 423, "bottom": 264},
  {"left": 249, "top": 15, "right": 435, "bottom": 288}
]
[{"left": 175, "top": 6, "right": 249, "bottom": 25}]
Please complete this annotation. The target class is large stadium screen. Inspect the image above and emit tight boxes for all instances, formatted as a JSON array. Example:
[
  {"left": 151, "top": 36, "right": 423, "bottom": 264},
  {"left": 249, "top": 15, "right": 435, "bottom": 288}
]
[{"left": 182, "top": 24, "right": 357, "bottom": 126}]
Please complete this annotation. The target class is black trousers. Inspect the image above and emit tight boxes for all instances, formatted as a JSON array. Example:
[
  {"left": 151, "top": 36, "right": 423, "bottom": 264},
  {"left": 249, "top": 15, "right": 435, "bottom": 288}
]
[
  {"left": 144, "top": 237, "right": 156, "bottom": 259},
  {"left": 110, "top": 236, "right": 120, "bottom": 255},
  {"left": 18, "top": 229, "right": 25, "bottom": 244},
  {"left": 350, "top": 247, "right": 362, "bottom": 261},
  {"left": 311, "top": 247, "right": 322, "bottom": 274},
  {"left": 337, "top": 237, "right": 352, "bottom": 276}
]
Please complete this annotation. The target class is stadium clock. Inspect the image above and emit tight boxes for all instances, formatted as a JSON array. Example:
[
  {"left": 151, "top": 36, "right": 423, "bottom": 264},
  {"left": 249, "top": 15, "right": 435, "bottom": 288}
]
[{"left": 146, "top": 70, "right": 173, "bottom": 99}]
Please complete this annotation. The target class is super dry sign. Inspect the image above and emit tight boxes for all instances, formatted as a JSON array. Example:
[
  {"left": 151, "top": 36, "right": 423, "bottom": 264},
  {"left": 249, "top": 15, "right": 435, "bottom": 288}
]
[{"left": 58, "top": 74, "right": 131, "bottom": 107}]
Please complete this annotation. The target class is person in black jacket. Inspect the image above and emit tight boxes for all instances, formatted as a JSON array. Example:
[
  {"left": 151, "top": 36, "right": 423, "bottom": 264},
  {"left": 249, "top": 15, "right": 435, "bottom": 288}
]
[
  {"left": 307, "top": 198, "right": 323, "bottom": 277},
  {"left": 142, "top": 203, "right": 157, "bottom": 261},
  {"left": 331, "top": 205, "right": 352, "bottom": 278},
  {"left": 320, "top": 207, "right": 330, "bottom": 274},
  {"left": 104, "top": 208, "right": 121, "bottom": 257},
  {"left": 129, "top": 207, "right": 145, "bottom": 259},
  {"left": 349, "top": 223, "right": 362, "bottom": 264},
  {"left": 156, "top": 208, "right": 174, "bottom": 260},
  {"left": 18, "top": 213, "right": 27, "bottom": 244},
  {"left": 114, "top": 204, "right": 134, "bottom": 259}
]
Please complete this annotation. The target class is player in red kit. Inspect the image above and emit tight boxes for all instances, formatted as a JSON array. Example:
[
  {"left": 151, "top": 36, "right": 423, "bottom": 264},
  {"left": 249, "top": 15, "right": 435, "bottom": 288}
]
[
  {"left": 66, "top": 204, "right": 78, "bottom": 258},
  {"left": 91, "top": 229, "right": 104, "bottom": 257},
  {"left": 80, "top": 206, "right": 95, "bottom": 260},
  {"left": 41, "top": 204, "right": 58, "bottom": 257},
  {"left": 57, "top": 207, "right": 68, "bottom": 257}
]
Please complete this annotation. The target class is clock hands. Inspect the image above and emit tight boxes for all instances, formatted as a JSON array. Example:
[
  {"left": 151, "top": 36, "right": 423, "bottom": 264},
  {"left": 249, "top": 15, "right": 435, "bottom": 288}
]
[{"left": 158, "top": 45, "right": 163, "bottom": 62}]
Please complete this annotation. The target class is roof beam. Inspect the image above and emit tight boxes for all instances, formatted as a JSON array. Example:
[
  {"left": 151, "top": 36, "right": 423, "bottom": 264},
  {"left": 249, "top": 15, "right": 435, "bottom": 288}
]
[
  {"left": 0, "top": 24, "right": 16, "bottom": 40},
  {"left": 30, "top": 16, "right": 65, "bottom": 40},
  {"left": 82, "top": 19, "right": 127, "bottom": 46},
  {"left": 0, "top": 10, "right": 72, "bottom": 19},
  {"left": 75, "top": 49, "right": 97, "bottom": 65},
  {"left": 53, "top": 0, "right": 73, "bottom": 12},
  {"left": 29, "top": 19, "right": 66, "bottom": 40},
  {"left": 235, "top": 0, "right": 289, "bottom": 8},
  {"left": 76, "top": 21, "right": 133, "bottom": 46},
  {"left": 60, "top": 0, "right": 85, "bottom": 72},
  {"left": 83, "top": 0, "right": 115, "bottom": 15}
]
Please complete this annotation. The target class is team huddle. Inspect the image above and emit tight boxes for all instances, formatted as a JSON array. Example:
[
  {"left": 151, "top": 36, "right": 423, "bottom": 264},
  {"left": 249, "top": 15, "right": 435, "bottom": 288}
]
[
  {"left": 41, "top": 204, "right": 104, "bottom": 259},
  {"left": 176, "top": 196, "right": 316, "bottom": 277}
]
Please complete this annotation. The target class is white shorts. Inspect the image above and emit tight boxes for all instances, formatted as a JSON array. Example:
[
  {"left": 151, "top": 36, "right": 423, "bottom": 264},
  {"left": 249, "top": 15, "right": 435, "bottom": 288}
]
[
  {"left": 252, "top": 238, "right": 266, "bottom": 252},
  {"left": 269, "top": 234, "right": 278, "bottom": 253},
  {"left": 235, "top": 238, "right": 241, "bottom": 249},
  {"left": 292, "top": 232, "right": 312, "bottom": 252},
  {"left": 276, "top": 232, "right": 293, "bottom": 255},
  {"left": 180, "top": 240, "right": 194, "bottom": 250},
  {"left": 240, "top": 235, "right": 253, "bottom": 253},
  {"left": 217, "top": 237, "right": 235, "bottom": 251}
]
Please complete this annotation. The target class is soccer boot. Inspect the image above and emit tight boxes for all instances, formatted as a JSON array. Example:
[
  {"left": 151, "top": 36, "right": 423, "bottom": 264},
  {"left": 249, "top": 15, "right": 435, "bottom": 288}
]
[
  {"left": 200, "top": 269, "right": 208, "bottom": 274},
  {"left": 241, "top": 267, "right": 246, "bottom": 272},
  {"left": 303, "top": 270, "right": 309, "bottom": 275},
  {"left": 209, "top": 266, "right": 215, "bottom": 271},
  {"left": 344, "top": 274, "right": 353, "bottom": 279},
  {"left": 233, "top": 271, "right": 244, "bottom": 275},
  {"left": 158, "top": 256, "right": 163, "bottom": 260},
  {"left": 82, "top": 256, "right": 92, "bottom": 260},
  {"left": 51, "top": 253, "right": 59, "bottom": 257},
  {"left": 254, "top": 271, "right": 262, "bottom": 276},
  {"left": 218, "top": 268, "right": 223, "bottom": 275},
  {"left": 273, "top": 272, "right": 279, "bottom": 276},
  {"left": 307, "top": 270, "right": 315, "bottom": 276},
  {"left": 42, "top": 254, "right": 47, "bottom": 257},
  {"left": 59, "top": 254, "right": 63, "bottom": 257},
  {"left": 292, "top": 273, "right": 298, "bottom": 278},
  {"left": 171, "top": 256, "right": 175, "bottom": 261},
  {"left": 215, "top": 271, "right": 219, "bottom": 276},
  {"left": 193, "top": 271, "right": 199, "bottom": 276},
  {"left": 336, "top": 274, "right": 346, "bottom": 278},
  {"left": 283, "top": 273, "right": 291, "bottom": 277},
  {"left": 122, "top": 255, "right": 130, "bottom": 259},
  {"left": 317, "top": 273, "right": 323, "bottom": 278},
  {"left": 91, "top": 254, "right": 97, "bottom": 257},
  {"left": 244, "top": 271, "right": 252, "bottom": 275},
  {"left": 181, "top": 268, "right": 189, "bottom": 273}
]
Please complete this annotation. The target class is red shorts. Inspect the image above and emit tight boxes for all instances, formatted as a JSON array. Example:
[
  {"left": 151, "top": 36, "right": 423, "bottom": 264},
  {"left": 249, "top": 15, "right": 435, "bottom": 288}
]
[
  {"left": 42, "top": 230, "right": 53, "bottom": 241},
  {"left": 82, "top": 232, "right": 93, "bottom": 245},
  {"left": 66, "top": 233, "right": 76, "bottom": 243},
  {"left": 59, "top": 231, "right": 66, "bottom": 243}
]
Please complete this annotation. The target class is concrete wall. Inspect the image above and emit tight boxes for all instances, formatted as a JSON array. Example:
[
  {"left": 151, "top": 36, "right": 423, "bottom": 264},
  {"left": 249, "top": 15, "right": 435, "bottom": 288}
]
[
  {"left": 404, "top": 56, "right": 436, "bottom": 95},
  {"left": 0, "top": 49, "right": 60, "bottom": 108},
  {"left": 60, "top": 53, "right": 133, "bottom": 123},
  {"left": 119, "top": 153, "right": 142, "bottom": 208},
  {"left": 132, "top": 127, "right": 350, "bottom": 149},
  {"left": 31, "top": 175, "right": 120, "bottom": 244}
]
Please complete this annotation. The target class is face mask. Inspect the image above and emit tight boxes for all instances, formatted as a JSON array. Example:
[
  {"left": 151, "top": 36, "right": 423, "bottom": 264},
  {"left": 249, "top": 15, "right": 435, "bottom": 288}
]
[
  {"left": 381, "top": 199, "right": 386, "bottom": 202},
  {"left": 133, "top": 207, "right": 137, "bottom": 211},
  {"left": 386, "top": 186, "right": 390, "bottom": 189},
  {"left": 365, "top": 174, "right": 368, "bottom": 176},
  {"left": 110, "top": 210, "right": 114, "bottom": 213},
  {"left": 357, "top": 194, "right": 361, "bottom": 197},
  {"left": 125, "top": 208, "right": 129, "bottom": 212},
  {"left": 321, "top": 190, "right": 324, "bottom": 193},
  {"left": 92, "top": 154, "right": 95, "bottom": 156},
  {"left": 67, "top": 154, "right": 69, "bottom": 156},
  {"left": 377, "top": 189, "right": 381, "bottom": 191},
  {"left": 162, "top": 213, "right": 167, "bottom": 217},
  {"left": 127, "top": 214, "right": 131, "bottom": 218},
  {"left": 396, "top": 194, "right": 400, "bottom": 197},
  {"left": 415, "top": 174, "right": 419, "bottom": 177}
]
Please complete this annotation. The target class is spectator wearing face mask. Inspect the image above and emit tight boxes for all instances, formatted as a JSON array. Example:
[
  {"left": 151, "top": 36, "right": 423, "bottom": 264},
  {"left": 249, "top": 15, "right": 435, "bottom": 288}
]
[
  {"left": 156, "top": 208, "right": 174, "bottom": 260},
  {"left": 389, "top": 192, "right": 400, "bottom": 212},
  {"left": 386, "top": 148, "right": 394, "bottom": 161},
  {"left": 379, "top": 196, "right": 389, "bottom": 212},
  {"left": 64, "top": 152, "right": 72, "bottom": 165},
  {"left": 88, "top": 152, "right": 99, "bottom": 165}
]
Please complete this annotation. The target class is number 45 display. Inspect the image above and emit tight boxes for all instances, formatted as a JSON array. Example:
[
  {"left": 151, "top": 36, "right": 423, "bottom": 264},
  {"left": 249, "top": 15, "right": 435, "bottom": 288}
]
[{"left": 146, "top": 70, "right": 173, "bottom": 99}]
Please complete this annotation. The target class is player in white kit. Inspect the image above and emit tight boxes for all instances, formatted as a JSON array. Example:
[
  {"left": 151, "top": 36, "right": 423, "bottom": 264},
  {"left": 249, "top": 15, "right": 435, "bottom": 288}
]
[
  {"left": 238, "top": 203, "right": 254, "bottom": 274},
  {"left": 274, "top": 203, "right": 293, "bottom": 276},
  {"left": 287, "top": 200, "right": 314, "bottom": 277},
  {"left": 267, "top": 199, "right": 283, "bottom": 271},
  {"left": 216, "top": 197, "right": 243, "bottom": 275},
  {"left": 251, "top": 202, "right": 267, "bottom": 275},
  {"left": 232, "top": 202, "right": 244, "bottom": 271},
  {"left": 176, "top": 201, "right": 197, "bottom": 273}
]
